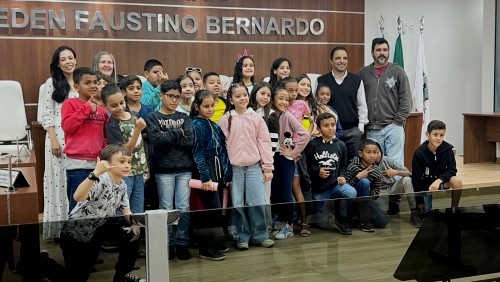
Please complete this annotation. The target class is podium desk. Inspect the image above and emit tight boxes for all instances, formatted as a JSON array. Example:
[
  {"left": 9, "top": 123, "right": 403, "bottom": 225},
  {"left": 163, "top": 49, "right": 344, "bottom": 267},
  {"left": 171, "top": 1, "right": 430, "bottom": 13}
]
[
  {"left": 0, "top": 167, "right": 38, "bottom": 226},
  {"left": 463, "top": 113, "right": 500, "bottom": 164}
]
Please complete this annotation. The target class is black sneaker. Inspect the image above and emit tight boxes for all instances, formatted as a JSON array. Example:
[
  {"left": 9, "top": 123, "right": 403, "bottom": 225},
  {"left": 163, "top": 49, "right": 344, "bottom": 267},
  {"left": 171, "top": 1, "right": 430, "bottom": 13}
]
[
  {"left": 359, "top": 222, "right": 375, "bottom": 232},
  {"left": 410, "top": 214, "right": 423, "bottom": 228},
  {"left": 334, "top": 220, "right": 352, "bottom": 235},
  {"left": 121, "top": 273, "right": 146, "bottom": 282},
  {"left": 176, "top": 245, "right": 192, "bottom": 260},
  {"left": 199, "top": 248, "right": 225, "bottom": 261},
  {"left": 168, "top": 245, "right": 175, "bottom": 260},
  {"left": 210, "top": 242, "right": 229, "bottom": 253}
]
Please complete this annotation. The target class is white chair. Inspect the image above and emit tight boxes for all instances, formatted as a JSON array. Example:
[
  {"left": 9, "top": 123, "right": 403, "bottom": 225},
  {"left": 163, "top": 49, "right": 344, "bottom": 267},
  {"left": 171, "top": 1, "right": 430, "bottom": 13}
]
[
  {"left": 262, "top": 77, "right": 270, "bottom": 83},
  {"left": 137, "top": 75, "right": 147, "bottom": 83},
  {"left": 219, "top": 75, "right": 232, "bottom": 90},
  {"left": 0, "top": 80, "right": 31, "bottom": 155},
  {"left": 307, "top": 73, "right": 321, "bottom": 95}
]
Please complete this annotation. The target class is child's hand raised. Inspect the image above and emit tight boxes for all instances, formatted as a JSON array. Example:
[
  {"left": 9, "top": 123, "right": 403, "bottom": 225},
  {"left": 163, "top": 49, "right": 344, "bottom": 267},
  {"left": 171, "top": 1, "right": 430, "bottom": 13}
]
[
  {"left": 135, "top": 117, "right": 147, "bottom": 131},
  {"left": 158, "top": 71, "right": 169, "bottom": 84},
  {"left": 356, "top": 166, "right": 373, "bottom": 179},
  {"left": 87, "top": 94, "right": 97, "bottom": 113},
  {"left": 94, "top": 157, "right": 116, "bottom": 177}
]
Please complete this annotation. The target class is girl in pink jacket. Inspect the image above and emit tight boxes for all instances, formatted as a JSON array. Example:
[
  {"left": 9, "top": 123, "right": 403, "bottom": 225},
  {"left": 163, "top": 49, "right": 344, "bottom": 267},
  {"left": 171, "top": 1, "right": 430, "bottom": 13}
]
[{"left": 218, "top": 83, "right": 275, "bottom": 250}]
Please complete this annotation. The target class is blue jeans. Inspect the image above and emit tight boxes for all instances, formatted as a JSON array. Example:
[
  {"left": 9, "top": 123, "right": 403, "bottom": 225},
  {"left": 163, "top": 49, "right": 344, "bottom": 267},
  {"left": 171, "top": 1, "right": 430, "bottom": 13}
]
[
  {"left": 367, "top": 123, "right": 405, "bottom": 165},
  {"left": 354, "top": 178, "right": 387, "bottom": 227},
  {"left": 124, "top": 174, "right": 145, "bottom": 213},
  {"left": 231, "top": 163, "right": 269, "bottom": 244},
  {"left": 312, "top": 183, "right": 357, "bottom": 227},
  {"left": 156, "top": 171, "right": 191, "bottom": 246},
  {"left": 67, "top": 169, "right": 92, "bottom": 212}
]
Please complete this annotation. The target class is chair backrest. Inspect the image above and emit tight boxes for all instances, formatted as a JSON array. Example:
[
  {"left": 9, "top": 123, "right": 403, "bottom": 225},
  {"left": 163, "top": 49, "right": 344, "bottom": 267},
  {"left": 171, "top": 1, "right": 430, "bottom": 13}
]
[
  {"left": 219, "top": 75, "right": 232, "bottom": 91},
  {"left": 306, "top": 73, "right": 321, "bottom": 95},
  {"left": 37, "top": 84, "right": 44, "bottom": 122},
  {"left": 0, "top": 81, "right": 27, "bottom": 142}
]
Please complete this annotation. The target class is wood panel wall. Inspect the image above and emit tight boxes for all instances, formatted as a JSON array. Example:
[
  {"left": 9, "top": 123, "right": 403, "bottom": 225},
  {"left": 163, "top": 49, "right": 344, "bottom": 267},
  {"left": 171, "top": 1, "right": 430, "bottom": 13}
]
[{"left": 0, "top": 0, "right": 364, "bottom": 124}]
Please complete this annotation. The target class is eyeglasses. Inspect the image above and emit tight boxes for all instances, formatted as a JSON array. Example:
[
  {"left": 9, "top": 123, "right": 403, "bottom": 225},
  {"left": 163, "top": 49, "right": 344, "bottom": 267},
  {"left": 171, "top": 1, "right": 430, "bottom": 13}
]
[
  {"left": 163, "top": 93, "right": 181, "bottom": 100},
  {"left": 185, "top": 67, "right": 202, "bottom": 75}
]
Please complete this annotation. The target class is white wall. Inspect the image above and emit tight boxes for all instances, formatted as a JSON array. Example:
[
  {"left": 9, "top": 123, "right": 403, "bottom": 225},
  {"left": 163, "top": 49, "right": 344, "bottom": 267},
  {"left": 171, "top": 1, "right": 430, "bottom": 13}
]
[{"left": 365, "top": 0, "right": 487, "bottom": 155}]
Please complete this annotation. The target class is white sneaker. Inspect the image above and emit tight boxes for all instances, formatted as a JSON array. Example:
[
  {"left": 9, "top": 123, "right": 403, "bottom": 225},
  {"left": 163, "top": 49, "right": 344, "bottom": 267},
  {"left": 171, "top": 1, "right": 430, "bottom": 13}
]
[
  {"left": 274, "top": 223, "right": 294, "bottom": 240},
  {"left": 271, "top": 221, "right": 283, "bottom": 236}
]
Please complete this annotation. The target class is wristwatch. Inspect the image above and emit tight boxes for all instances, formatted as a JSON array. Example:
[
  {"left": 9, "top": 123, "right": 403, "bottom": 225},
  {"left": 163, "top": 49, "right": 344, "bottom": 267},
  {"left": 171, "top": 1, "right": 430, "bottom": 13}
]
[{"left": 87, "top": 172, "right": 100, "bottom": 182}]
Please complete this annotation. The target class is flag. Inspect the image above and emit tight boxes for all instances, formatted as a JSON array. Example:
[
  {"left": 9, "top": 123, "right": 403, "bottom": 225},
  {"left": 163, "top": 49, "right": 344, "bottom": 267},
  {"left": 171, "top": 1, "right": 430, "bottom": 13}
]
[
  {"left": 414, "top": 33, "right": 430, "bottom": 142},
  {"left": 393, "top": 33, "right": 404, "bottom": 68}
]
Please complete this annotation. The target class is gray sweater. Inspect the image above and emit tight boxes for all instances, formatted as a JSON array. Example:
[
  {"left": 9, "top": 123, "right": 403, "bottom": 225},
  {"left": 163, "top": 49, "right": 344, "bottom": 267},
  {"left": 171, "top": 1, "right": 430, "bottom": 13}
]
[{"left": 357, "top": 63, "right": 412, "bottom": 129}]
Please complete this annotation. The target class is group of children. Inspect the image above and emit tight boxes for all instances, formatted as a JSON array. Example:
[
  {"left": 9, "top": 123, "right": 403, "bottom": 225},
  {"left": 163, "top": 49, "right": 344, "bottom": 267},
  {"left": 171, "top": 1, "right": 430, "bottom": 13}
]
[{"left": 45, "top": 49, "right": 463, "bottom": 280}]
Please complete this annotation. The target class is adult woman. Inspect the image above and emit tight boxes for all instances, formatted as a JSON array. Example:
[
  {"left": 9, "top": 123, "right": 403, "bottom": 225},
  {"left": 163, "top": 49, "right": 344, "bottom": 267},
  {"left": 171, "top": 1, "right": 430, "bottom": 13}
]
[
  {"left": 41, "top": 46, "right": 78, "bottom": 239},
  {"left": 268, "top": 57, "right": 291, "bottom": 87},
  {"left": 92, "top": 51, "right": 117, "bottom": 84}
]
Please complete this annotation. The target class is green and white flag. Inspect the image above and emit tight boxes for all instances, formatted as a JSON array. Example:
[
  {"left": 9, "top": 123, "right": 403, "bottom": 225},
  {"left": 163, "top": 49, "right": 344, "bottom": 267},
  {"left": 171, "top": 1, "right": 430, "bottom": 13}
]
[
  {"left": 414, "top": 33, "right": 430, "bottom": 142},
  {"left": 393, "top": 33, "right": 404, "bottom": 68}
]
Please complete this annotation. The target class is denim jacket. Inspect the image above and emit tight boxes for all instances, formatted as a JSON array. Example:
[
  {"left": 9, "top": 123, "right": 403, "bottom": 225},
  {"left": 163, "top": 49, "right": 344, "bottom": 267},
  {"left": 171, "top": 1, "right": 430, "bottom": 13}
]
[{"left": 192, "top": 116, "right": 233, "bottom": 183}]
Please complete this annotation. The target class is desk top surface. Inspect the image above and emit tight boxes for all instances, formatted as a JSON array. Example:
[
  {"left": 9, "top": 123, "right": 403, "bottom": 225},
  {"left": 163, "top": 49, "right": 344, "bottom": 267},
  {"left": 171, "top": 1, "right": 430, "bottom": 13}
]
[
  {"left": 463, "top": 112, "right": 500, "bottom": 117},
  {"left": 0, "top": 150, "right": 36, "bottom": 168}
]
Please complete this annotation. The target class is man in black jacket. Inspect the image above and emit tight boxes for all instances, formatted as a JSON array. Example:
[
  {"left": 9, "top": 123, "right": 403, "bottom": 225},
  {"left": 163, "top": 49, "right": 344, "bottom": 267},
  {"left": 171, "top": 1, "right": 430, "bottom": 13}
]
[{"left": 412, "top": 120, "right": 462, "bottom": 209}]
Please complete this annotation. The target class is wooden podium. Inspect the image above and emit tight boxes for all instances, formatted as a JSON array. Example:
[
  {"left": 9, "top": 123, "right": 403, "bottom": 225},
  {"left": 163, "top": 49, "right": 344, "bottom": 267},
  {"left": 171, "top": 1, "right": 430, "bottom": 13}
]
[
  {"left": 463, "top": 113, "right": 500, "bottom": 164},
  {"left": 0, "top": 167, "right": 38, "bottom": 225},
  {"left": 404, "top": 112, "right": 423, "bottom": 171}
]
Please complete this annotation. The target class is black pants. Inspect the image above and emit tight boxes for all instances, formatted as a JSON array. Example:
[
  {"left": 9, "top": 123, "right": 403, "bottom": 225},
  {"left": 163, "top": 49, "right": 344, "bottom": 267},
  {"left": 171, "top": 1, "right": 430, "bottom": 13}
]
[{"left": 48, "top": 219, "right": 139, "bottom": 282}]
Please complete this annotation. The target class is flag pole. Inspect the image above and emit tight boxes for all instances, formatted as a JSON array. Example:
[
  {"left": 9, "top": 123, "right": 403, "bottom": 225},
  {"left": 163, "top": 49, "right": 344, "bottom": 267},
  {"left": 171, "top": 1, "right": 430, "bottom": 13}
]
[
  {"left": 420, "top": 16, "right": 425, "bottom": 33},
  {"left": 379, "top": 14, "right": 385, "bottom": 37}
]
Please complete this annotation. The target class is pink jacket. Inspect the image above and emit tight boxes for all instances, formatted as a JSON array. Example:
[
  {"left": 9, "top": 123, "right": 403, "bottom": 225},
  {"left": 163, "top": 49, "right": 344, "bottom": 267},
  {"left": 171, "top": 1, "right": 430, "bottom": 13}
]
[
  {"left": 218, "top": 108, "right": 274, "bottom": 171},
  {"left": 278, "top": 111, "right": 310, "bottom": 159}
]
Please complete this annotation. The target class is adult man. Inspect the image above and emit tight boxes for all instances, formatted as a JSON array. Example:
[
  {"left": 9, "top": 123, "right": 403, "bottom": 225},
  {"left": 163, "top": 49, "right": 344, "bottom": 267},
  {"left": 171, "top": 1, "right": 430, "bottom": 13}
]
[
  {"left": 317, "top": 46, "right": 368, "bottom": 161},
  {"left": 358, "top": 38, "right": 411, "bottom": 165}
]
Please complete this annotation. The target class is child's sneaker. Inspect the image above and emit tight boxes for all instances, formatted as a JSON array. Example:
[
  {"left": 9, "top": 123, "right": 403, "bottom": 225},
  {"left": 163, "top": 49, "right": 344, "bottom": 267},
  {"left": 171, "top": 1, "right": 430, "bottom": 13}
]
[
  {"left": 255, "top": 239, "right": 275, "bottom": 248},
  {"left": 210, "top": 242, "right": 229, "bottom": 253},
  {"left": 410, "top": 214, "right": 423, "bottom": 228},
  {"left": 334, "top": 220, "right": 352, "bottom": 235},
  {"left": 176, "top": 245, "right": 192, "bottom": 260},
  {"left": 359, "top": 222, "right": 375, "bottom": 232},
  {"left": 271, "top": 221, "right": 283, "bottom": 237},
  {"left": 236, "top": 242, "right": 249, "bottom": 250},
  {"left": 199, "top": 248, "right": 225, "bottom": 261},
  {"left": 274, "top": 223, "right": 294, "bottom": 240}
]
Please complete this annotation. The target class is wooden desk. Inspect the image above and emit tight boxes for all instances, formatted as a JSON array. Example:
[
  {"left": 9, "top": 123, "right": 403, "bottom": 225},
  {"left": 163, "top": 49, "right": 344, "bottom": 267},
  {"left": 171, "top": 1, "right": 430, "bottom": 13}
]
[
  {"left": 463, "top": 113, "right": 500, "bottom": 164},
  {"left": 0, "top": 167, "right": 38, "bottom": 225},
  {"left": 404, "top": 112, "right": 423, "bottom": 171},
  {"left": 0, "top": 150, "right": 36, "bottom": 168},
  {"left": 32, "top": 121, "right": 45, "bottom": 213}
]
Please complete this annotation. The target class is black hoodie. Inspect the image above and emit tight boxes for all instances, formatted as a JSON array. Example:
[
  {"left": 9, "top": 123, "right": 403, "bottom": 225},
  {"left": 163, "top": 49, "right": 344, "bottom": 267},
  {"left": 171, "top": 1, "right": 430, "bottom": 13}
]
[
  {"left": 305, "top": 137, "right": 348, "bottom": 195},
  {"left": 411, "top": 140, "right": 456, "bottom": 192}
]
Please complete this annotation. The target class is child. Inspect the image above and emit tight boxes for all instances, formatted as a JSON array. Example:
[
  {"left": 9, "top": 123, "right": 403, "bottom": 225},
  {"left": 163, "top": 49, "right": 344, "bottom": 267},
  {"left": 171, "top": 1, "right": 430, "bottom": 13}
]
[
  {"left": 232, "top": 55, "right": 255, "bottom": 93},
  {"left": 103, "top": 85, "right": 148, "bottom": 213},
  {"left": 295, "top": 74, "right": 315, "bottom": 132},
  {"left": 268, "top": 57, "right": 291, "bottom": 87},
  {"left": 315, "top": 84, "right": 343, "bottom": 139},
  {"left": 140, "top": 59, "right": 169, "bottom": 110},
  {"left": 270, "top": 85, "right": 310, "bottom": 239},
  {"left": 412, "top": 120, "right": 462, "bottom": 209},
  {"left": 250, "top": 81, "right": 276, "bottom": 231},
  {"left": 176, "top": 75, "right": 195, "bottom": 115},
  {"left": 374, "top": 143, "right": 422, "bottom": 228},
  {"left": 59, "top": 144, "right": 141, "bottom": 282},
  {"left": 218, "top": 83, "right": 275, "bottom": 250},
  {"left": 185, "top": 66, "right": 203, "bottom": 92},
  {"left": 191, "top": 90, "right": 233, "bottom": 261},
  {"left": 281, "top": 77, "right": 312, "bottom": 237},
  {"left": 62, "top": 67, "right": 108, "bottom": 211},
  {"left": 203, "top": 72, "right": 227, "bottom": 122},
  {"left": 120, "top": 75, "right": 153, "bottom": 121},
  {"left": 305, "top": 112, "right": 357, "bottom": 235},
  {"left": 146, "top": 80, "right": 194, "bottom": 260},
  {"left": 345, "top": 139, "right": 388, "bottom": 231}
]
